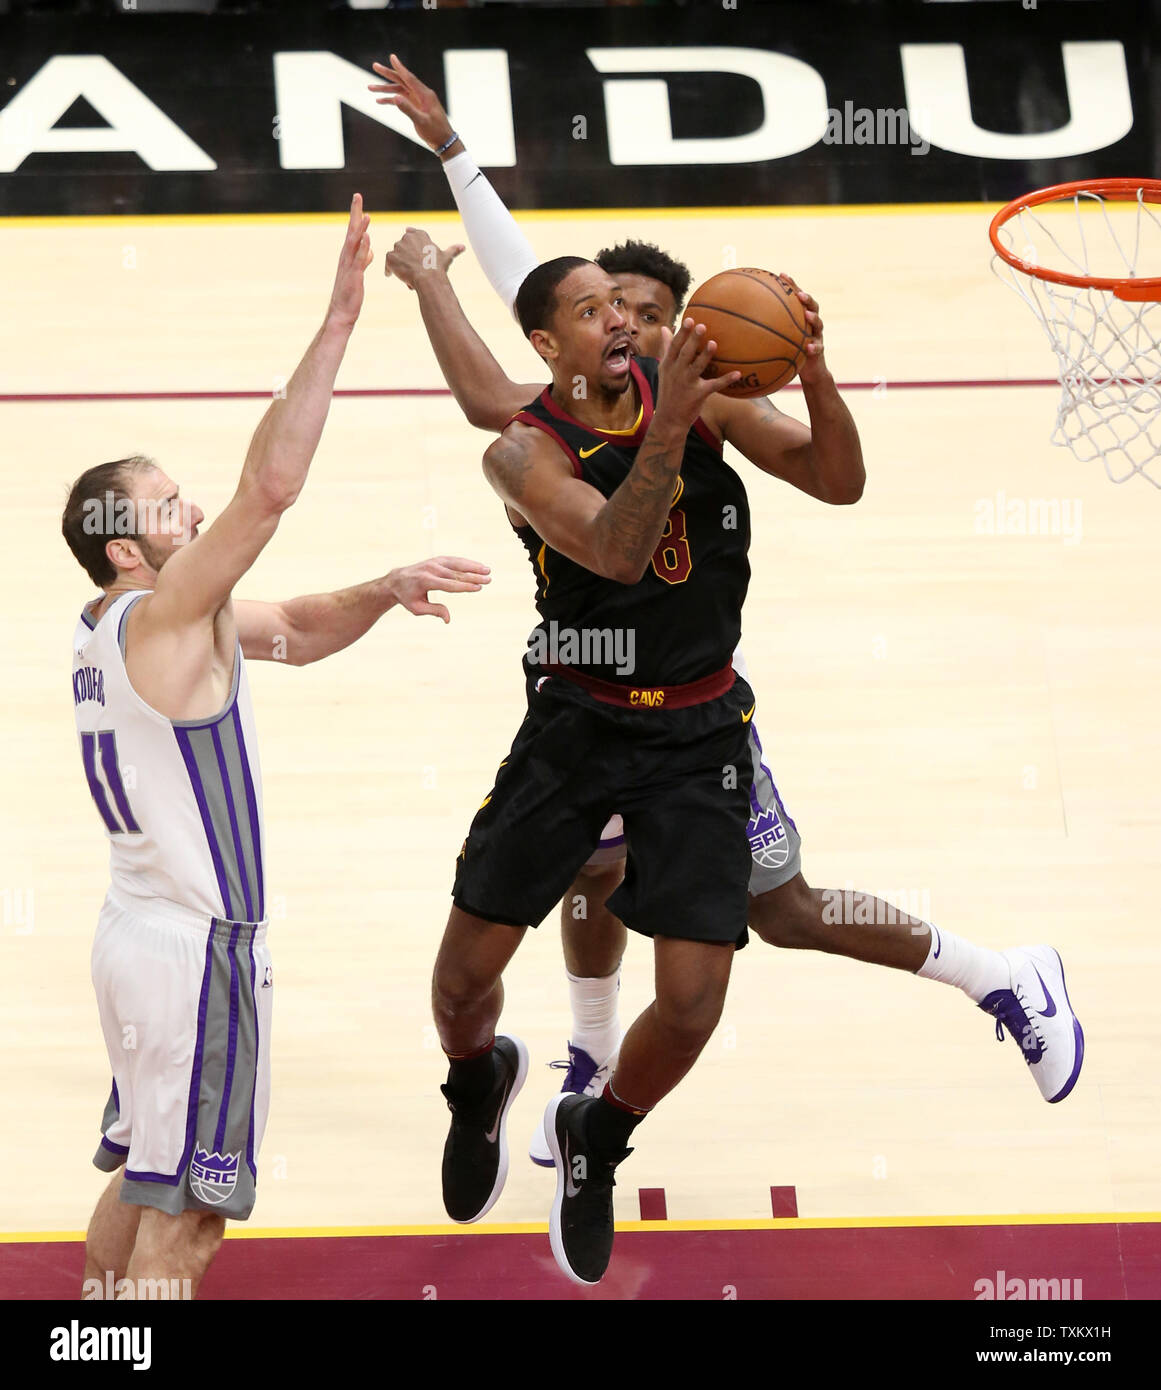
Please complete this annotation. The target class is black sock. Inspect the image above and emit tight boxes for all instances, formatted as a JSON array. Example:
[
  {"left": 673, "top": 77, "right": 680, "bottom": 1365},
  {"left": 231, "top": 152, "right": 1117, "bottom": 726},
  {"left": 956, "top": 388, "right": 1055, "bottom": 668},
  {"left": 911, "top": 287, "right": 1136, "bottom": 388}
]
[
  {"left": 446, "top": 1045, "right": 497, "bottom": 1106},
  {"left": 583, "top": 1093, "right": 645, "bottom": 1155}
]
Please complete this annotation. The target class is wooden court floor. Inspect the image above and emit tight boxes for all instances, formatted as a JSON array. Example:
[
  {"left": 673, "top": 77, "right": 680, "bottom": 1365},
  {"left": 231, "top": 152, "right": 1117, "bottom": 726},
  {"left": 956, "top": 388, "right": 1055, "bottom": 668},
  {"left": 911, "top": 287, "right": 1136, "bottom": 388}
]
[{"left": 1, "top": 206, "right": 1159, "bottom": 1248}]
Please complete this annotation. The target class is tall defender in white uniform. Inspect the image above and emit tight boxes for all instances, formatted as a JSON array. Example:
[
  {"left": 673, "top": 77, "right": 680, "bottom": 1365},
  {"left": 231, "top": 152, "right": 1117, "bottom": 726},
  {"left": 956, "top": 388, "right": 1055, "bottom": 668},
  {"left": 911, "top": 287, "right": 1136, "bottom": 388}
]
[
  {"left": 64, "top": 197, "right": 490, "bottom": 1298},
  {"left": 75, "top": 586, "right": 272, "bottom": 1221}
]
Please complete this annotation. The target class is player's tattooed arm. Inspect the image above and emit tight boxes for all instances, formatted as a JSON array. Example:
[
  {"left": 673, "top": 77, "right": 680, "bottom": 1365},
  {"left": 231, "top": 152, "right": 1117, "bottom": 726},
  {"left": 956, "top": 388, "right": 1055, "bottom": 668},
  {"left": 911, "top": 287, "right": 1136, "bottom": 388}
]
[
  {"left": 386, "top": 227, "right": 540, "bottom": 431},
  {"left": 483, "top": 413, "right": 689, "bottom": 586},
  {"left": 589, "top": 430, "right": 688, "bottom": 583},
  {"left": 561, "top": 317, "right": 742, "bottom": 583},
  {"left": 484, "top": 424, "right": 651, "bottom": 584},
  {"left": 483, "top": 429, "right": 538, "bottom": 505},
  {"left": 235, "top": 559, "right": 491, "bottom": 664},
  {"left": 711, "top": 386, "right": 865, "bottom": 505},
  {"left": 489, "top": 321, "right": 744, "bottom": 585}
]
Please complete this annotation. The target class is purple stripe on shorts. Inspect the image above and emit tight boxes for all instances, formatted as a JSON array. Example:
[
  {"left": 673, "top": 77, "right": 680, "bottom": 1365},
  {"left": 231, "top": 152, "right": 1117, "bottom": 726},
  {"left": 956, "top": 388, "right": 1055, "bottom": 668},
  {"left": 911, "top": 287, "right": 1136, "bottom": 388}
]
[
  {"left": 747, "top": 722, "right": 799, "bottom": 834},
  {"left": 212, "top": 723, "right": 254, "bottom": 922},
  {"left": 246, "top": 933, "right": 258, "bottom": 1180},
  {"left": 100, "top": 1136, "right": 129, "bottom": 1156},
  {"left": 174, "top": 728, "right": 235, "bottom": 919},
  {"left": 125, "top": 922, "right": 216, "bottom": 1186},
  {"left": 769, "top": 779, "right": 798, "bottom": 835},
  {"left": 231, "top": 704, "right": 265, "bottom": 920},
  {"left": 214, "top": 925, "right": 242, "bottom": 1154},
  {"left": 598, "top": 833, "right": 626, "bottom": 850}
]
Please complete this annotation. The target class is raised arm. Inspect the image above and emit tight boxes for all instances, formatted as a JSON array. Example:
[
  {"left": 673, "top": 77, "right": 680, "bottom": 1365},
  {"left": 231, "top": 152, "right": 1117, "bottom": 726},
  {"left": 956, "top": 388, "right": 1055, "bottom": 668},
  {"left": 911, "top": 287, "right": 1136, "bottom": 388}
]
[
  {"left": 235, "top": 556, "right": 491, "bottom": 665},
  {"left": 385, "top": 227, "right": 542, "bottom": 431},
  {"left": 370, "top": 54, "right": 538, "bottom": 315},
  {"left": 705, "top": 276, "right": 865, "bottom": 505},
  {"left": 147, "top": 196, "right": 373, "bottom": 629},
  {"left": 485, "top": 325, "right": 739, "bottom": 585}
]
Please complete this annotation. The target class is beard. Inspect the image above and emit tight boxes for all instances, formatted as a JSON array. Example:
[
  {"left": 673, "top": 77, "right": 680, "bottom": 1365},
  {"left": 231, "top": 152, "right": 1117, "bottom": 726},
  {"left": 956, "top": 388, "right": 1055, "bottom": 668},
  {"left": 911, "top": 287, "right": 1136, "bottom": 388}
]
[
  {"left": 135, "top": 534, "right": 173, "bottom": 573},
  {"left": 594, "top": 370, "right": 633, "bottom": 404}
]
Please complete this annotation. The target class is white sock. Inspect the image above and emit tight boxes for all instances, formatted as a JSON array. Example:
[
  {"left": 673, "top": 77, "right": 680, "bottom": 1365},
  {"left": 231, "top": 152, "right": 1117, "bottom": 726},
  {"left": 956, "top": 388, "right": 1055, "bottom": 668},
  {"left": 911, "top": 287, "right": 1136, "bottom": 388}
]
[
  {"left": 567, "top": 963, "right": 622, "bottom": 1063},
  {"left": 916, "top": 923, "right": 1011, "bottom": 1003}
]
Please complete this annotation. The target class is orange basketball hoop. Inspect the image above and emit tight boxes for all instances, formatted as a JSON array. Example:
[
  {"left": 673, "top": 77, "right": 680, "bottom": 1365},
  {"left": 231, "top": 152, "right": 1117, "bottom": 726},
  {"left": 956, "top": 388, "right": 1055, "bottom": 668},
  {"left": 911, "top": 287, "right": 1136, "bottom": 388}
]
[{"left": 989, "top": 179, "right": 1161, "bottom": 487}]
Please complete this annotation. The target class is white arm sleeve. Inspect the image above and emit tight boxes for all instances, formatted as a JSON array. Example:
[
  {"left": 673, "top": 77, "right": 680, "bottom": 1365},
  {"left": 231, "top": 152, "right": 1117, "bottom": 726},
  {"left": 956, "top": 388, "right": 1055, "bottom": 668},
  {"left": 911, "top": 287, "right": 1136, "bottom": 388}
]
[{"left": 442, "top": 151, "right": 539, "bottom": 318}]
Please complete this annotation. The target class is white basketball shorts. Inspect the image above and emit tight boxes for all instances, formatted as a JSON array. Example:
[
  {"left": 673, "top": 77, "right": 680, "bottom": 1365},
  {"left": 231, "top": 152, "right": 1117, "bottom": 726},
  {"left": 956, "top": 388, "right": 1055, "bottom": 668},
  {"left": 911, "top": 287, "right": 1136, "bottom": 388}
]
[{"left": 91, "top": 889, "right": 272, "bottom": 1220}]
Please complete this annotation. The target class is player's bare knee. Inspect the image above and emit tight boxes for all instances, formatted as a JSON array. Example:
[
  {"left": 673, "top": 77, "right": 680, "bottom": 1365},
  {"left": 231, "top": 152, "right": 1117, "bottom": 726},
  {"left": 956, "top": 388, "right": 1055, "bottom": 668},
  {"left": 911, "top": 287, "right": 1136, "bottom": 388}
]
[
  {"left": 655, "top": 983, "right": 728, "bottom": 1055},
  {"left": 566, "top": 859, "right": 623, "bottom": 913},
  {"left": 174, "top": 1212, "right": 224, "bottom": 1277},
  {"left": 189, "top": 1212, "right": 225, "bottom": 1265},
  {"left": 432, "top": 963, "right": 495, "bottom": 1018},
  {"left": 751, "top": 878, "right": 825, "bottom": 950},
  {"left": 655, "top": 1007, "right": 721, "bottom": 1058},
  {"left": 134, "top": 1207, "right": 222, "bottom": 1277}
]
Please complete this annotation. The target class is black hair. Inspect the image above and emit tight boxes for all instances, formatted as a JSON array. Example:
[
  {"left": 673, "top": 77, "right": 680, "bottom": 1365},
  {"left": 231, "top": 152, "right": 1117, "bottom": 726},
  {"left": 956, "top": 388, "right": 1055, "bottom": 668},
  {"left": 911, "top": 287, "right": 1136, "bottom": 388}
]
[
  {"left": 593, "top": 240, "right": 692, "bottom": 321},
  {"left": 514, "top": 256, "right": 593, "bottom": 338}
]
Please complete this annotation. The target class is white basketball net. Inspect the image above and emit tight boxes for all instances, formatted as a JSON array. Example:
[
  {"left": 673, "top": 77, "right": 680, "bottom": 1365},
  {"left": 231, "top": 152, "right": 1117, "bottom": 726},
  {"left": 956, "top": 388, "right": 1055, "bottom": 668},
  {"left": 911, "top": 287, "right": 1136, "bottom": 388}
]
[{"left": 991, "top": 185, "right": 1161, "bottom": 488}]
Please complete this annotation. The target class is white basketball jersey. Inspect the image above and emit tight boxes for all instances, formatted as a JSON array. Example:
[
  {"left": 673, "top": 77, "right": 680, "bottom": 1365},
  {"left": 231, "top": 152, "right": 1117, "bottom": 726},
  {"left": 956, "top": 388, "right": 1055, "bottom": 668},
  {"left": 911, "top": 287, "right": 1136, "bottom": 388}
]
[
  {"left": 72, "top": 592, "right": 266, "bottom": 923},
  {"left": 731, "top": 644, "right": 748, "bottom": 682}
]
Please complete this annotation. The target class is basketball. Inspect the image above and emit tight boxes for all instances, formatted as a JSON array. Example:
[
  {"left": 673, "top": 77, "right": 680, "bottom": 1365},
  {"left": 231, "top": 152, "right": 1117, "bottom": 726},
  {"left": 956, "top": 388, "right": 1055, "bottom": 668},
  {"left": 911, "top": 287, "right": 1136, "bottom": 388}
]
[{"left": 686, "top": 268, "right": 809, "bottom": 397}]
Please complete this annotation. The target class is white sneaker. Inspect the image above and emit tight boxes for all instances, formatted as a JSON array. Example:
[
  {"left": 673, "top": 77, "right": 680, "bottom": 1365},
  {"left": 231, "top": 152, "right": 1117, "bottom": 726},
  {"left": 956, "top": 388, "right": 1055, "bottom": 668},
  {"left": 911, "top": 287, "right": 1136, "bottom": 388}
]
[
  {"left": 529, "top": 1042, "right": 619, "bottom": 1166},
  {"left": 978, "top": 946, "right": 1084, "bottom": 1102}
]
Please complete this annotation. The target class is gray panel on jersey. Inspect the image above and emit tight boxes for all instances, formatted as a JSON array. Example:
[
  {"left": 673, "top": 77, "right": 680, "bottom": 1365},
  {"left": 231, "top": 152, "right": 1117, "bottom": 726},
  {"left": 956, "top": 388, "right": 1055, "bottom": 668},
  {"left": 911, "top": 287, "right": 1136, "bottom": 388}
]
[{"left": 173, "top": 712, "right": 263, "bottom": 923}]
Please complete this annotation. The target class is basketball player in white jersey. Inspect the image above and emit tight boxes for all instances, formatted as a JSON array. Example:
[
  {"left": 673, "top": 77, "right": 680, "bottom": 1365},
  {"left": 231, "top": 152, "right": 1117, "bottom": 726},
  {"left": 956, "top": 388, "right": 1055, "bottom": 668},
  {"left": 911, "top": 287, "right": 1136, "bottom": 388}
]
[
  {"left": 369, "top": 56, "right": 1085, "bottom": 1147},
  {"left": 63, "top": 196, "right": 490, "bottom": 1298}
]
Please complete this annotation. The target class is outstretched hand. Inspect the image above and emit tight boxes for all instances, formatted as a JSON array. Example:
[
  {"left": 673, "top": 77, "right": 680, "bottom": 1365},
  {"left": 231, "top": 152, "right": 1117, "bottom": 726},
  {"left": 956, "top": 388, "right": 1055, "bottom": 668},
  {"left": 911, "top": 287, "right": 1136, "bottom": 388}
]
[
  {"left": 389, "top": 556, "right": 491, "bottom": 623},
  {"left": 328, "top": 194, "right": 373, "bottom": 330},
  {"left": 385, "top": 226, "right": 466, "bottom": 287},
  {"left": 654, "top": 319, "right": 741, "bottom": 429},
  {"left": 369, "top": 54, "right": 456, "bottom": 152}
]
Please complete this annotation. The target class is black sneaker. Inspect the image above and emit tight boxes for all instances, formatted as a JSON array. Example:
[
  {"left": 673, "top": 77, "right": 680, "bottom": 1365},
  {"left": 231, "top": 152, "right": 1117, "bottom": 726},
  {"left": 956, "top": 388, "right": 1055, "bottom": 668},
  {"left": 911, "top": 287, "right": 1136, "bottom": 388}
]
[
  {"left": 440, "top": 1035, "right": 529, "bottom": 1223},
  {"left": 544, "top": 1092, "right": 631, "bottom": 1285}
]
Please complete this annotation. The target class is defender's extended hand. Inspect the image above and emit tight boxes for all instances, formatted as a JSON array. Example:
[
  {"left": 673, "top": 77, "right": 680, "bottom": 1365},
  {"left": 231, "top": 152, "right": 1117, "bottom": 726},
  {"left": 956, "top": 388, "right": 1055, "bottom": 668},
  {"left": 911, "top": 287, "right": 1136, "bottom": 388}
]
[
  {"left": 385, "top": 227, "right": 466, "bottom": 287},
  {"left": 369, "top": 55, "right": 455, "bottom": 151},
  {"left": 329, "top": 194, "right": 373, "bottom": 330},
  {"left": 388, "top": 556, "right": 491, "bottom": 624}
]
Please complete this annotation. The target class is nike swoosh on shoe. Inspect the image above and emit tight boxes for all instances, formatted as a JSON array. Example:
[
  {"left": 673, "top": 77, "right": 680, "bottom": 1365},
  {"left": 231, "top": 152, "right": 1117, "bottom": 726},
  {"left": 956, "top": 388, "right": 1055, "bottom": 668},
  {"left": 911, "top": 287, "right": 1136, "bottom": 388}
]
[
  {"left": 484, "top": 1074, "right": 512, "bottom": 1144},
  {"left": 1031, "top": 965, "right": 1057, "bottom": 1018}
]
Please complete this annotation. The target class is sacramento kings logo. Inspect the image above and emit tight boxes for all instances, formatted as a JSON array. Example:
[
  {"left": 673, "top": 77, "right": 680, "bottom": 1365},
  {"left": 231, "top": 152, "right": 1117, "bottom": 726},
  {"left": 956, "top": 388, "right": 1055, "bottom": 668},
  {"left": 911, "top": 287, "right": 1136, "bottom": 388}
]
[
  {"left": 190, "top": 1145, "right": 240, "bottom": 1205},
  {"left": 748, "top": 806, "right": 789, "bottom": 870}
]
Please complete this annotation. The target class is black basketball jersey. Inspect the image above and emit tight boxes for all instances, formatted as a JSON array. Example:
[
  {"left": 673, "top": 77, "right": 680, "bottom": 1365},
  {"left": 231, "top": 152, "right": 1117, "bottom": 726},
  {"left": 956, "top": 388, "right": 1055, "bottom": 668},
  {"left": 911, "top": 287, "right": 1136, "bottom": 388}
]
[{"left": 510, "top": 356, "right": 750, "bottom": 687}]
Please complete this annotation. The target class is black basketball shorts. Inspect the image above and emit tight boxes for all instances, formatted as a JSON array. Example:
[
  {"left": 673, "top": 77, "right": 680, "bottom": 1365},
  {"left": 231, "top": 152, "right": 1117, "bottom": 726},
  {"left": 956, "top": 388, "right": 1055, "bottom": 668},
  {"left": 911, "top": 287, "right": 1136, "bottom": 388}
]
[{"left": 452, "top": 661, "right": 756, "bottom": 948}]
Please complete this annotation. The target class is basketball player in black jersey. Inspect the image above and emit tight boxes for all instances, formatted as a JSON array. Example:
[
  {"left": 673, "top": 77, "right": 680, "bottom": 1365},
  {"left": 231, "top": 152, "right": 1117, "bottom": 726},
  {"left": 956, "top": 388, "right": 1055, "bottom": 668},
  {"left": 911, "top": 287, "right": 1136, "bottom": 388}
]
[
  {"left": 374, "top": 56, "right": 1086, "bottom": 1157},
  {"left": 433, "top": 256, "right": 841, "bottom": 1285}
]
